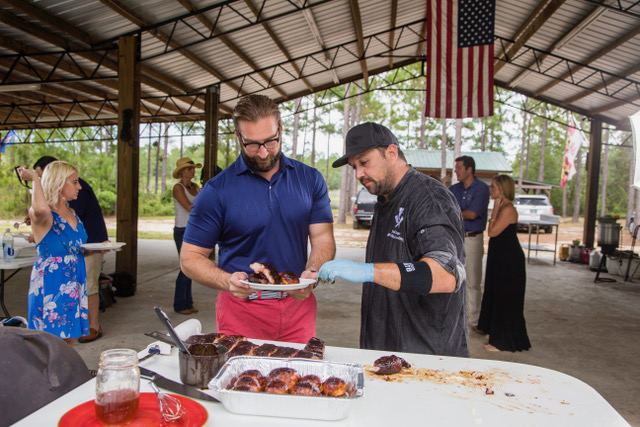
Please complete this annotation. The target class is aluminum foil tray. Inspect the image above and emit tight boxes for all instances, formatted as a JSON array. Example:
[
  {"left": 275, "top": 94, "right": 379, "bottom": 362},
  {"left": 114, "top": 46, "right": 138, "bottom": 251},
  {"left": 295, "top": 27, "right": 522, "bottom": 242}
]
[{"left": 208, "top": 356, "right": 364, "bottom": 421}]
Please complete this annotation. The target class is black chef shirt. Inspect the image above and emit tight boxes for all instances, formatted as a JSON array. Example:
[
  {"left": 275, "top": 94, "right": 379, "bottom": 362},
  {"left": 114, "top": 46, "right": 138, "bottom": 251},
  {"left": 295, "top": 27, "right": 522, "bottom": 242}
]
[{"left": 361, "top": 168, "right": 469, "bottom": 357}]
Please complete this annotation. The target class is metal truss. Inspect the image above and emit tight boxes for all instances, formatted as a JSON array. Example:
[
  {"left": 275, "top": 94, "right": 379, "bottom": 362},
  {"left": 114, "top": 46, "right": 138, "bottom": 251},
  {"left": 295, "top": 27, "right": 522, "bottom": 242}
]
[
  {"left": 211, "top": 20, "right": 427, "bottom": 97},
  {"left": 494, "top": 34, "right": 640, "bottom": 109},
  {"left": 582, "top": 0, "right": 640, "bottom": 19},
  {"left": 110, "top": 0, "right": 336, "bottom": 62},
  {"left": 0, "top": 48, "right": 118, "bottom": 86}
]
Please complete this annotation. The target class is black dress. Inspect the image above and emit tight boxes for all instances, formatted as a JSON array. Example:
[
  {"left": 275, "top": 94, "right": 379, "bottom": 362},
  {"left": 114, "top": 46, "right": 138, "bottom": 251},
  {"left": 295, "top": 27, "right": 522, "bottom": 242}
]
[{"left": 478, "top": 223, "right": 531, "bottom": 352}]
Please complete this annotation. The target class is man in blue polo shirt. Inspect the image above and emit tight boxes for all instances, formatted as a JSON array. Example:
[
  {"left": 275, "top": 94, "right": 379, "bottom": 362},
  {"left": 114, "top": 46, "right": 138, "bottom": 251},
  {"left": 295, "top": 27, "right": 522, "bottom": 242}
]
[
  {"left": 180, "top": 94, "right": 336, "bottom": 343},
  {"left": 449, "top": 156, "right": 490, "bottom": 334}
]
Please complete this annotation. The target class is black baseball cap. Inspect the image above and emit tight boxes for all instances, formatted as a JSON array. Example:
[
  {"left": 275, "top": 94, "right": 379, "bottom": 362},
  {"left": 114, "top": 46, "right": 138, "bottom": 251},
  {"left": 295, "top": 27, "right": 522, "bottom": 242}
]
[{"left": 332, "top": 122, "right": 399, "bottom": 168}]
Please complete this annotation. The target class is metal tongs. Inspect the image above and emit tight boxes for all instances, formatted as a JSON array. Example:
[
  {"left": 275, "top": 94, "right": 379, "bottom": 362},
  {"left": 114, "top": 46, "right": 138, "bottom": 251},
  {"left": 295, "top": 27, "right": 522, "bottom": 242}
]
[{"left": 148, "top": 380, "right": 186, "bottom": 422}]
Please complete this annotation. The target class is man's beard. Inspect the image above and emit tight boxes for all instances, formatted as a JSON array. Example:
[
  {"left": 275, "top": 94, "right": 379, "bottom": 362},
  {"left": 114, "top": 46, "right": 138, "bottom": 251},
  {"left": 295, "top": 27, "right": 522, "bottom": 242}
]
[
  {"left": 361, "top": 161, "right": 395, "bottom": 197},
  {"left": 242, "top": 149, "right": 281, "bottom": 173}
]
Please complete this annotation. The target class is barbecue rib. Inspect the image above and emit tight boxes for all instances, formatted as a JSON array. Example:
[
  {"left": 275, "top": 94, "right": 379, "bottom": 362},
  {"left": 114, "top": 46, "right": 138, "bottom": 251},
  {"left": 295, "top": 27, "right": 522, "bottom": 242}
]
[
  {"left": 303, "top": 337, "right": 325, "bottom": 359},
  {"left": 215, "top": 334, "right": 246, "bottom": 352},
  {"left": 271, "top": 346, "right": 300, "bottom": 358},
  {"left": 372, "top": 355, "right": 411, "bottom": 375},
  {"left": 248, "top": 262, "right": 301, "bottom": 285},
  {"left": 227, "top": 340, "right": 259, "bottom": 357},
  {"left": 249, "top": 262, "right": 281, "bottom": 284},
  {"left": 253, "top": 343, "right": 279, "bottom": 357}
]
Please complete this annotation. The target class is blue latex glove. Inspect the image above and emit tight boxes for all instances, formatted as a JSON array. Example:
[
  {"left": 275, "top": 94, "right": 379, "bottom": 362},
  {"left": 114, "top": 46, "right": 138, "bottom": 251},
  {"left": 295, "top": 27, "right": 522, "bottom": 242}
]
[{"left": 318, "top": 259, "right": 374, "bottom": 283}]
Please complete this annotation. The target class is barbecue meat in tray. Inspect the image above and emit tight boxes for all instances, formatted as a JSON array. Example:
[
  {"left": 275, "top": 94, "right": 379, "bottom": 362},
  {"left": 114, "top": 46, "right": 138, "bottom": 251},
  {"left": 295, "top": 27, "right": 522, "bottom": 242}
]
[{"left": 208, "top": 356, "right": 365, "bottom": 421}]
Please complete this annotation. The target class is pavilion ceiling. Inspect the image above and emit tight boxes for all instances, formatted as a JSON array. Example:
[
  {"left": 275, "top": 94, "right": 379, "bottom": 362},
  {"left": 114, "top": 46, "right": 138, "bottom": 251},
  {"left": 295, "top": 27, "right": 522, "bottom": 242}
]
[{"left": 0, "top": 0, "right": 638, "bottom": 131}]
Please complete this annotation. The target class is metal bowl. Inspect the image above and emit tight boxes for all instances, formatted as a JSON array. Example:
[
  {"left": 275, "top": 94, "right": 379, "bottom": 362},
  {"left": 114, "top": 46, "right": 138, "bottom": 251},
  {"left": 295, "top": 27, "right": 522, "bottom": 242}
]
[{"left": 178, "top": 343, "right": 228, "bottom": 388}]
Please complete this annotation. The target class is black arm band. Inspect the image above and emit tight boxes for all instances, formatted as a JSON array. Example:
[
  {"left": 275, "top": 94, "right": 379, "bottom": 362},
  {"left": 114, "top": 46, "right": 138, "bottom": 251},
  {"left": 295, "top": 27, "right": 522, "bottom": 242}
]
[{"left": 397, "top": 261, "right": 433, "bottom": 294}]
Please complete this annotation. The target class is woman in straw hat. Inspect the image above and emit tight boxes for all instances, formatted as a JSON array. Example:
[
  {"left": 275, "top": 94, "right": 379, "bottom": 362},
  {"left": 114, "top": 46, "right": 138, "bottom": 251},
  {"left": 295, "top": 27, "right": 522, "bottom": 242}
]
[{"left": 172, "top": 157, "right": 202, "bottom": 314}]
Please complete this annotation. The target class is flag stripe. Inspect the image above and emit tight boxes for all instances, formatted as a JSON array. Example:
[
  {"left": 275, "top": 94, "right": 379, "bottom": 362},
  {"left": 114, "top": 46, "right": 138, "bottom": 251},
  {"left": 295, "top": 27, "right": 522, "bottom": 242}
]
[{"left": 425, "top": 0, "right": 495, "bottom": 119}]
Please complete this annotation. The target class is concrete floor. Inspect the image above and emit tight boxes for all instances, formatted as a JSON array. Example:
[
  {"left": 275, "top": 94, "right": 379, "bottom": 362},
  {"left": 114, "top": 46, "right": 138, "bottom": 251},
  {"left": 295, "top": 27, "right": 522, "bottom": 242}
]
[{"left": 3, "top": 239, "right": 639, "bottom": 426}]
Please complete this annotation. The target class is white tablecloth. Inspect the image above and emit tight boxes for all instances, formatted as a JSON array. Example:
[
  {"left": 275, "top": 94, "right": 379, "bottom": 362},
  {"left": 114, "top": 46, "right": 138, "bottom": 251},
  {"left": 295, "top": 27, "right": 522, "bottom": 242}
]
[{"left": 13, "top": 340, "right": 630, "bottom": 426}]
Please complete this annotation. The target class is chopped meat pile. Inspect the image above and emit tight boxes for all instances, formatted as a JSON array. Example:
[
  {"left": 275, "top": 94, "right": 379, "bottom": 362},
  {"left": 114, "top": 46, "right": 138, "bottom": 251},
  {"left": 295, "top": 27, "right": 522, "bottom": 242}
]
[
  {"left": 248, "top": 262, "right": 300, "bottom": 285},
  {"left": 185, "top": 333, "right": 325, "bottom": 360},
  {"left": 372, "top": 355, "right": 411, "bottom": 375},
  {"left": 227, "top": 367, "right": 354, "bottom": 397}
]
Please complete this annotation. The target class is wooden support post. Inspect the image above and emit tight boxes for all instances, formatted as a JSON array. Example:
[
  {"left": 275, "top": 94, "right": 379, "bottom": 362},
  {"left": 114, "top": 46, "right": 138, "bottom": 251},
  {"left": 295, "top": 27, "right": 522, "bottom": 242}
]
[
  {"left": 583, "top": 119, "right": 602, "bottom": 249},
  {"left": 116, "top": 36, "right": 140, "bottom": 279},
  {"left": 202, "top": 85, "right": 219, "bottom": 184}
]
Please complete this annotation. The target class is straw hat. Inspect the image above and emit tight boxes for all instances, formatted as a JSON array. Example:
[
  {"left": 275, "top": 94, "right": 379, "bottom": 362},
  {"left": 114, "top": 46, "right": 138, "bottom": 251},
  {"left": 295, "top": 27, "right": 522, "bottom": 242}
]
[{"left": 172, "top": 157, "right": 202, "bottom": 179}]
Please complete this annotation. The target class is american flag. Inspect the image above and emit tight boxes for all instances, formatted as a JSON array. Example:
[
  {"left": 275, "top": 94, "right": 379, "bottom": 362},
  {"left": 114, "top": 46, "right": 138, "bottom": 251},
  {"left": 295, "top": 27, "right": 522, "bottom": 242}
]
[{"left": 426, "top": 0, "right": 495, "bottom": 118}]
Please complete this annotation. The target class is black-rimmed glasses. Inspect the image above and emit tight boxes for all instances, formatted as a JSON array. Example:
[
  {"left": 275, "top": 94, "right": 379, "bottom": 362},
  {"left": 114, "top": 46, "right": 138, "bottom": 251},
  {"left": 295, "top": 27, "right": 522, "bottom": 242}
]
[{"left": 239, "top": 129, "right": 280, "bottom": 153}]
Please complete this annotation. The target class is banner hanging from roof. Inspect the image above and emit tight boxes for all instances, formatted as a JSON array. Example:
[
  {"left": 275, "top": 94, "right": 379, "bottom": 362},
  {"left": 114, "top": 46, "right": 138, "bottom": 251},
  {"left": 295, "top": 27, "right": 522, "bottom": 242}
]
[
  {"left": 0, "top": 130, "right": 16, "bottom": 153},
  {"left": 560, "top": 117, "right": 585, "bottom": 189},
  {"left": 425, "top": 0, "right": 495, "bottom": 119}
]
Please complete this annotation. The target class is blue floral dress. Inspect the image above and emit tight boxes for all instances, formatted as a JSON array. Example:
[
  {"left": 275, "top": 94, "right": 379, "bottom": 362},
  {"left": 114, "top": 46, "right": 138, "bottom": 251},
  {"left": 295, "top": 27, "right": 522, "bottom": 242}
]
[{"left": 27, "top": 210, "right": 89, "bottom": 339}]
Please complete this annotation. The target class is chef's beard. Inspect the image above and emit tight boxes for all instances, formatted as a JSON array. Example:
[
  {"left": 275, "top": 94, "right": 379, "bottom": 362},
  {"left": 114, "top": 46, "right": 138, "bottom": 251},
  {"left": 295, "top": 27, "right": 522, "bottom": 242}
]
[
  {"left": 243, "top": 149, "right": 282, "bottom": 173},
  {"left": 361, "top": 161, "right": 395, "bottom": 197}
]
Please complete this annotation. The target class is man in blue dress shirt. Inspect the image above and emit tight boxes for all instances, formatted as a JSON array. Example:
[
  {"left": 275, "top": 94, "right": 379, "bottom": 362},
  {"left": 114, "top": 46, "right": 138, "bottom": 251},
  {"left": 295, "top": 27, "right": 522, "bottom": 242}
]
[{"left": 449, "top": 156, "right": 490, "bottom": 333}]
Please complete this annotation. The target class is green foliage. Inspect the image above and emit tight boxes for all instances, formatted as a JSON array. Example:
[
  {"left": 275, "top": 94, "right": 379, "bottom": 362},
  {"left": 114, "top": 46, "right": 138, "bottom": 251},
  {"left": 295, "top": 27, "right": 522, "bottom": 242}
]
[{"left": 96, "top": 190, "right": 117, "bottom": 215}]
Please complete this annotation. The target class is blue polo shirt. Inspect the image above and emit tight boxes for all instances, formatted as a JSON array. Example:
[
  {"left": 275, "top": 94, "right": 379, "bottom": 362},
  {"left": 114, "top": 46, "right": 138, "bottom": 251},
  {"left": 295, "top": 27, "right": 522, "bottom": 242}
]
[
  {"left": 68, "top": 178, "right": 108, "bottom": 244},
  {"left": 449, "top": 178, "right": 490, "bottom": 233},
  {"left": 183, "top": 154, "right": 333, "bottom": 276}
]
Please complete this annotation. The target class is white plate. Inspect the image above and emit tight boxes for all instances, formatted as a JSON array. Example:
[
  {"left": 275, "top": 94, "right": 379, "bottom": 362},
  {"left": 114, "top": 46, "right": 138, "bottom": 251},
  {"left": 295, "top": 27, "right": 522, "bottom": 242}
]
[
  {"left": 240, "top": 277, "right": 316, "bottom": 291},
  {"left": 81, "top": 242, "right": 126, "bottom": 250}
]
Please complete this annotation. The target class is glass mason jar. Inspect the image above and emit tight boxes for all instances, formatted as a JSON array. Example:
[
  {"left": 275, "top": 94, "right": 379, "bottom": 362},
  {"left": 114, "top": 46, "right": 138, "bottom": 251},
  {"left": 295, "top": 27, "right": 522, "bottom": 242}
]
[{"left": 94, "top": 349, "right": 140, "bottom": 425}]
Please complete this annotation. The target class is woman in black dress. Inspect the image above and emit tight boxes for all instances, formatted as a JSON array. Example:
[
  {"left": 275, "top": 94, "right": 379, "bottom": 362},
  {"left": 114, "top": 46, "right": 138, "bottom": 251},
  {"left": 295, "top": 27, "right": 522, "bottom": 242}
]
[{"left": 478, "top": 175, "right": 531, "bottom": 352}]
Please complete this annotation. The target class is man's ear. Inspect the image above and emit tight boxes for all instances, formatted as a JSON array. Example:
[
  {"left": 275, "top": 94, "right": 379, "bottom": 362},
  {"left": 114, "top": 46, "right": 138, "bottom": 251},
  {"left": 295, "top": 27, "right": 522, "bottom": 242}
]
[{"left": 387, "top": 144, "right": 399, "bottom": 161}]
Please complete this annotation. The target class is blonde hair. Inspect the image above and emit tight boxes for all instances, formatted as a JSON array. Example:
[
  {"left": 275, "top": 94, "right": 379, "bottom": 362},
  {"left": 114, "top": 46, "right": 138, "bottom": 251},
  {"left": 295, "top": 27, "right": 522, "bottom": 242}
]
[
  {"left": 492, "top": 175, "right": 515, "bottom": 201},
  {"left": 40, "top": 161, "right": 78, "bottom": 208}
]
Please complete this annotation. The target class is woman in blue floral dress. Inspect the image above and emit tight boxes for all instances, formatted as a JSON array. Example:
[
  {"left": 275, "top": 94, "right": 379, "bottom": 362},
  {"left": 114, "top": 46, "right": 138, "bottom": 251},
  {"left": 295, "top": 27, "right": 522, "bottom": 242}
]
[{"left": 19, "top": 161, "right": 89, "bottom": 345}]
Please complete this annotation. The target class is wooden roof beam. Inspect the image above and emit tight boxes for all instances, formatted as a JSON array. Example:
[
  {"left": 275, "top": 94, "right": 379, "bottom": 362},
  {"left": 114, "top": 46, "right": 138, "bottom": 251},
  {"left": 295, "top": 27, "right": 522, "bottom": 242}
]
[
  {"left": 348, "top": 0, "right": 369, "bottom": 90},
  {"left": 494, "top": 0, "right": 566, "bottom": 74},
  {"left": 0, "top": 8, "right": 197, "bottom": 97},
  {"left": 507, "top": 4, "right": 607, "bottom": 88},
  {"left": 100, "top": 0, "right": 245, "bottom": 98},
  {"left": 0, "top": 0, "right": 95, "bottom": 47},
  {"left": 389, "top": 0, "right": 398, "bottom": 68},
  {"left": 176, "top": 0, "right": 286, "bottom": 98},
  {"left": 534, "top": 24, "right": 640, "bottom": 97},
  {"left": 589, "top": 94, "right": 640, "bottom": 116},
  {"left": 294, "top": 0, "right": 340, "bottom": 85}
]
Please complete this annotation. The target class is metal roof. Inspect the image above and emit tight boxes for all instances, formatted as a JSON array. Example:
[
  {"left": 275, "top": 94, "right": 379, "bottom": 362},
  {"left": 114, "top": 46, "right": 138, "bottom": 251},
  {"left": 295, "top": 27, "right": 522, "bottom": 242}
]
[
  {"left": 0, "top": 0, "right": 638, "bottom": 131},
  {"left": 405, "top": 150, "right": 513, "bottom": 172}
]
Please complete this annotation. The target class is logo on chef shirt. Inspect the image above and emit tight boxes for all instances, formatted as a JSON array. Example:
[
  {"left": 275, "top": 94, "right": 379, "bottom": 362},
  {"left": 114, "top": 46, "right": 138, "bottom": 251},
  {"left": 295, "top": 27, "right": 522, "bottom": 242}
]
[{"left": 387, "top": 207, "right": 405, "bottom": 242}]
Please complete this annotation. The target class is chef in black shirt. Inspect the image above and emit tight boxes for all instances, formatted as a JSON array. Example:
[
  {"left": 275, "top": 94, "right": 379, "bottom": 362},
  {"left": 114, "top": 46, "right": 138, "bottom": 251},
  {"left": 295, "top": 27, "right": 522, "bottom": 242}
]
[{"left": 319, "top": 122, "right": 469, "bottom": 357}]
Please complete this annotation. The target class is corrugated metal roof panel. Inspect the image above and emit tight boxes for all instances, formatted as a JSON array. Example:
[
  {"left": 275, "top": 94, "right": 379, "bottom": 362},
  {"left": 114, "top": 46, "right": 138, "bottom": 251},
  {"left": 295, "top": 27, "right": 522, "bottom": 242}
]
[{"left": 405, "top": 150, "right": 512, "bottom": 172}]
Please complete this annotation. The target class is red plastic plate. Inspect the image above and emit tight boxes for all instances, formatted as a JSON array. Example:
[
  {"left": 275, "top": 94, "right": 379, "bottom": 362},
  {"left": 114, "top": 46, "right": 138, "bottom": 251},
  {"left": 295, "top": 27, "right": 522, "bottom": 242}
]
[{"left": 58, "top": 392, "right": 208, "bottom": 426}]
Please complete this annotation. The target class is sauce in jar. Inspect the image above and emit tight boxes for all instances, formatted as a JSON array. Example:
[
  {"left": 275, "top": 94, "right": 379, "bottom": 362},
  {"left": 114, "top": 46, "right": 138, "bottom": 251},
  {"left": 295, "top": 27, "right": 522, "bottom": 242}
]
[
  {"left": 95, "top": 349, "right": 140, "bottom": 425},
  {"left": 94, "top": 389, "right": 139, "bottom": 425}
]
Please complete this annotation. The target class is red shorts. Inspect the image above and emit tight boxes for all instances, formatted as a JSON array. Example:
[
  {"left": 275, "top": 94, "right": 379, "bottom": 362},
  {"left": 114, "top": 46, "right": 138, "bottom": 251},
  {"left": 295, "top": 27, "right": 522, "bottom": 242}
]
[{"left": 215, "top": 291, "right": 317, "bottom": 344}]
